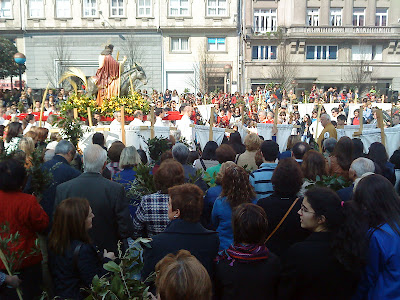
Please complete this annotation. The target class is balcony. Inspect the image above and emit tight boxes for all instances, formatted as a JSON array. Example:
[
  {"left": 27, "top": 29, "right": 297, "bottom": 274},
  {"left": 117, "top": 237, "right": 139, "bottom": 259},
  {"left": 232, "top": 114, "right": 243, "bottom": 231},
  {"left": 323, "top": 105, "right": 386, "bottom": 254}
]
[{"left": 286, "top": 26, "right": 400, "bottom": 39}]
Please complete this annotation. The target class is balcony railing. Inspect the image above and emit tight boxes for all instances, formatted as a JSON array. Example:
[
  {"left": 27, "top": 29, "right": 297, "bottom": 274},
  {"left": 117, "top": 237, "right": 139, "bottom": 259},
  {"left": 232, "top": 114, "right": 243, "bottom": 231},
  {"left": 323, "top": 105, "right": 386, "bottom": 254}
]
[{"left": 287, "top": 26, "right": 399, "bottom": 35}]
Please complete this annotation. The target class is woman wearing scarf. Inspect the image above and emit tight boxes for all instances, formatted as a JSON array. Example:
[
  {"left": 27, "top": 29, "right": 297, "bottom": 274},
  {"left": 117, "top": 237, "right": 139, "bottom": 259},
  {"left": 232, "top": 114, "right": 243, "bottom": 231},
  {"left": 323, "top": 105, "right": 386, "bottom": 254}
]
[{"left": 214, "top": 203, "right": 280, "bottom": 300}]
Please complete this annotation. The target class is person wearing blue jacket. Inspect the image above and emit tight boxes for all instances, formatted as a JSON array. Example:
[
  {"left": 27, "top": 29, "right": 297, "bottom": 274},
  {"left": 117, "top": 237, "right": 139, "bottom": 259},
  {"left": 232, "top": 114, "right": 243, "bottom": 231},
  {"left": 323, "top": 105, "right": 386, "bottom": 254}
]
[
  {"left": 352, "top": 174, "right": 400, "bottom": 300},
  {"left": 212, "top": 165, "right": 257, "bottom": 250}
]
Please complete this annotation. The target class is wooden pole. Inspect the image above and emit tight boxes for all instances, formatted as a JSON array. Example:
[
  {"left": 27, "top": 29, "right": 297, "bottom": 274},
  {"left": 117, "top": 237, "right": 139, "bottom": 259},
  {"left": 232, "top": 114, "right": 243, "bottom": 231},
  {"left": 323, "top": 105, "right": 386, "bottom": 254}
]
[
  {"left": 377, "top": 109, "right": 386, "bottom": 146},
  {"left": 87, "top": 107, "right": 93, "bottom": 127},
  {"left": 120, "top": 106, "right": 126, "bottom": 145},
  {"left": 150, "top": 105, "right": 155, "bottom": 139},
  {"left": 73, "top": 108, "right": 78, "bottom": 120},
  {"left": 39, "top": 83, "right": 50, "bottom": 127},
  {"left": 209, "top": 106, "right": 215, "bottom": 141}
]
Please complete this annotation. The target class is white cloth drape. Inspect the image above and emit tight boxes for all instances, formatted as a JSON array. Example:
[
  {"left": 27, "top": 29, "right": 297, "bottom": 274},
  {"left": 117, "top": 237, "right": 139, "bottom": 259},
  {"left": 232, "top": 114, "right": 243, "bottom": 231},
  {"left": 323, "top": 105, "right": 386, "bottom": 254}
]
[
  {"left": 336, "top": 124, "right": 376, "bottom": 140},
  {"left": 196, "top": 105, "right": 214, "bottom": 123},
  {"left": 257, "top": 124, "right": 294, "bottom": 152},
  {"left": 194, "top": 125, "right": 226, "bottom": 150}
]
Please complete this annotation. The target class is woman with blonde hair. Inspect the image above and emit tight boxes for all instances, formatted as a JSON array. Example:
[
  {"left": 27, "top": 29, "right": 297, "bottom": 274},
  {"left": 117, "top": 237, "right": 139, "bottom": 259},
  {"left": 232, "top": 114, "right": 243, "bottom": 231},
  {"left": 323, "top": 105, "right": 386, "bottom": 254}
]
[
  {"left": 19, "top": 136, "right": 35, "bottom": 168},
  {"left": 236, "top": 133, "right": 262, "bottom": 172},
  {"left": 155, "top": 250, "right": 212, "bottom": 300}
]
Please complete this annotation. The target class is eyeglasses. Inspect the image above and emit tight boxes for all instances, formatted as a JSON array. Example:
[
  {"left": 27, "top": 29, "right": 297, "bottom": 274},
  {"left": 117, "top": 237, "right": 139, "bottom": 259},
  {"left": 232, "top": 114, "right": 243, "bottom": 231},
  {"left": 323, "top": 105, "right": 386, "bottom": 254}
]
[{"left": 300, "top": 204, "right": 316, "bottom": 214}]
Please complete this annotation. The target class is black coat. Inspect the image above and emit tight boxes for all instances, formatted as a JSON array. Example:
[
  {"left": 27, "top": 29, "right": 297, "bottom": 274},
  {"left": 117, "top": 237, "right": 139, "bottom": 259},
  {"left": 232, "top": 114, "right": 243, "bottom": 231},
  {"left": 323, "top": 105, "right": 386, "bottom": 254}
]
[
  {"left": 49, "top": 240, "right": 109, "bottom": 299},
  {"left": 215, "top": 251, "right": 280, "bottom": 300},
  {"left": 257, "top": 194, "right": 309, "bottom": 256},
  {"left": 142, "top": 219, "right": 219, "bottom": 279},
  {"left": 55, "top": 172, "right": 134, "bottom": 253},
  {"left": 279, "top": 232, "right": 359, "bottom": 300}
]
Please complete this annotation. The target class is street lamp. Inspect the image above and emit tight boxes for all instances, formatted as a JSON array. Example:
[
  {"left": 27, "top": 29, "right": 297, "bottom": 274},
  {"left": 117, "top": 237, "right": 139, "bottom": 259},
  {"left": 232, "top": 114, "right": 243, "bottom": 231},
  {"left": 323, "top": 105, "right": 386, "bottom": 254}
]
[
  {"left": 13, "top": 52, "right": 26, "bottom": 96},
  {"left": 224, "top": 64, "right": 232, "bottom": 94}
]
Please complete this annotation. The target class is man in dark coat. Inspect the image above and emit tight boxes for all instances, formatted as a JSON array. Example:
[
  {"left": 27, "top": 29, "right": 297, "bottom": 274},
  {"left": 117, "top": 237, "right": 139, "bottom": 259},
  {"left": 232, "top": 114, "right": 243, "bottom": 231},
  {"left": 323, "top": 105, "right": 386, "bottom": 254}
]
[
  {"left": 40, "top": 140, "right": 81, "bottom": 220},
  {"left": 55, "top": 144, "right": 134, "bottom": 254}
]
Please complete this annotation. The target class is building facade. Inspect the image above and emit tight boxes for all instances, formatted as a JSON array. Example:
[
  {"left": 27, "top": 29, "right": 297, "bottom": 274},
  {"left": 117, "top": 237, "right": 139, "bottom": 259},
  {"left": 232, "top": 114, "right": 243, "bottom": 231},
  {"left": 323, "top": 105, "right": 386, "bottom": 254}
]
[{"left": 241, "top": 0, "right": 400, "bottom": 94}]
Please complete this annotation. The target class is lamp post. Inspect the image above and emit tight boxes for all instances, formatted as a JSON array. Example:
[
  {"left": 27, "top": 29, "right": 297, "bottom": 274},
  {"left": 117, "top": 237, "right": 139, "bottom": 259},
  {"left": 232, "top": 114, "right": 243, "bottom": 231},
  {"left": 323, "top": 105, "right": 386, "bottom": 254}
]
[
  {"left": 224, "top": 64, "right": 232, "bottom": 94},
  {"left": 13, "top": 52, "right": 26, "bottom": 97}
]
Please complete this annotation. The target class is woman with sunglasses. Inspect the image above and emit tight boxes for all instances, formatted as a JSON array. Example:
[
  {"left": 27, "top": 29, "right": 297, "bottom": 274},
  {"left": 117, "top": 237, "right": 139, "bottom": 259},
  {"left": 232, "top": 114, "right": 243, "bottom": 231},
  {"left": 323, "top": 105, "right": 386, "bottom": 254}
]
[{"left": 279, "top": 187, "right": 367, "bottom": 300}]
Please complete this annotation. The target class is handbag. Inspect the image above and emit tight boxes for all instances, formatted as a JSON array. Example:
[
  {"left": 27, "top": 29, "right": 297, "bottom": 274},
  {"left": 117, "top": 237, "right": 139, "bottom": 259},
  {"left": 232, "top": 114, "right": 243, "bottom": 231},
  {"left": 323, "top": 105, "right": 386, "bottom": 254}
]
[{"left": 265, "top": 197, "right": 299, "bottom": 242}]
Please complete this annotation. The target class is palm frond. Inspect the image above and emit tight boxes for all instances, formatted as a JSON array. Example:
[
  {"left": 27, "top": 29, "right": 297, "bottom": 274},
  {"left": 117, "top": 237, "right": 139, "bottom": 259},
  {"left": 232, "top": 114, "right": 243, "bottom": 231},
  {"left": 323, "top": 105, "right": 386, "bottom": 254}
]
[{"left": 59, "top": 67, "right": 88, "bottom": 90}]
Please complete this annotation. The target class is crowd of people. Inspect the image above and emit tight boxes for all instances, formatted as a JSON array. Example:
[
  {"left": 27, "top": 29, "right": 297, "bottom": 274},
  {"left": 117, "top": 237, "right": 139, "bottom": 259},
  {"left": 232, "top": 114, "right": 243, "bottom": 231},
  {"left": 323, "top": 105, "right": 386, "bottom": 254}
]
[{"left": 0, "top": 83, "right": 400, "bottom": 300}]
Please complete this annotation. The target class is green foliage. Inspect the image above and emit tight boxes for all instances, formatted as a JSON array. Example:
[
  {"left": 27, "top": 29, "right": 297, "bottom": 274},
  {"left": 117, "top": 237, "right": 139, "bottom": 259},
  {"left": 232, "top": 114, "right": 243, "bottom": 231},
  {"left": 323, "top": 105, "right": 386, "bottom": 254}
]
[
  {"left": 146, "top": 137, "right": 171, "bottom": 162},
  {"left": 85, "top": 239, "right": 154, "bottom": 300},
  {"left": 203, "top": 171, "right": 217, "bottom": 188},
  {"left": 0, "top": 37, "right": 26, "bottom": 79},
  {"left": 28, "top": 147, "right": 53, "bottom": 199},
  {"left": 125, "top": 164, "right": 157, "bottom": 201},
  {"left": 56, "top": 114, "right": 85, "bottom": 148},
  {"left": 305, "top": 174, "right": 352, "bottom": 191}
]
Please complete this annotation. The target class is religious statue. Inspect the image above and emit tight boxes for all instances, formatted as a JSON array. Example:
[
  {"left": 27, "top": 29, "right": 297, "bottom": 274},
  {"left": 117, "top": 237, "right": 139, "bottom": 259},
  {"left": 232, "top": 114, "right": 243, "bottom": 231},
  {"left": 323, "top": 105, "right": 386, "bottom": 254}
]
[{"left": 94, "top": 44, "right": 127, "bottom": 106}]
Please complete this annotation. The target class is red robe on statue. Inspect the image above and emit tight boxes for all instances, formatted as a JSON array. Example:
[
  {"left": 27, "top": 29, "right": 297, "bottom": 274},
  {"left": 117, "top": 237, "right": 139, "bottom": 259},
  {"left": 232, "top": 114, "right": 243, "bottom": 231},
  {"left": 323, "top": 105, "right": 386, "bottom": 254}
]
[{"left": 95, "top": 55, "right": 120, "bottom": 106}]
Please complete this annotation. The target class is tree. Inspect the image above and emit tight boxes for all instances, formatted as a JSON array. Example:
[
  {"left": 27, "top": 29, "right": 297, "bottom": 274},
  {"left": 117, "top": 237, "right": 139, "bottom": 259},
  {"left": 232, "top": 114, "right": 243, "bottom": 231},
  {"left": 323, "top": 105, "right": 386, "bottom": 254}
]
[
  {"left": 0, "top": 37, "right": 26, "bottom": 79},
  {"left": 121, "top": 34, "right": 145, "bottom": 89},
  {"left": 266, "top": 27, "right": 298, "bottom": 92},
  {"left": 45, "top": 35, "right": 71, "bottom": 88},
  {"left": 187, "top": 41, "right": 215, "bottom": 94}
]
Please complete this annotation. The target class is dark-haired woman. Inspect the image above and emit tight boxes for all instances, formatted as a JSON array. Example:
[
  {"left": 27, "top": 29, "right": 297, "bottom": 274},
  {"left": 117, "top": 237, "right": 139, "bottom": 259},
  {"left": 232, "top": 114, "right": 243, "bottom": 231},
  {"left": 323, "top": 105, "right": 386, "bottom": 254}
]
[
  {"left": 212, "top": 166, "right": 256, "bottom": 250},
  {"left": 279, "top": 187, "right": 367, "bottom": 300},
  {"left": 48, "top": 198, "right": 115, "bottom": 299},
  {"left": 368, "top": 142, "right": 396, "bottom": 185},
  {"left": 352, "top": 174, "right": 400, "bottom": 300},
  {"left": 0, "top": 159, "right": 49, "bottom": 299},
  {"left": 327, "top": 136, "right": 353, "bottom": 181},
  {"left": 215, "top": 203, "right": 280, "bottom": 300},
  {"left": 142, "top": 184, "right": 219, "bottom": 280},
  {"left": 4, "top": 122, "right": 23, "bottom": 154},
  {"left": 193, "top": 141, "right": 219, "bottom": 172},
  {"left": 258, "top": 158, "right": 309, "bottom": 256},
  {"left": 228, "top": 132, "right": 245, "bottom": 155}
]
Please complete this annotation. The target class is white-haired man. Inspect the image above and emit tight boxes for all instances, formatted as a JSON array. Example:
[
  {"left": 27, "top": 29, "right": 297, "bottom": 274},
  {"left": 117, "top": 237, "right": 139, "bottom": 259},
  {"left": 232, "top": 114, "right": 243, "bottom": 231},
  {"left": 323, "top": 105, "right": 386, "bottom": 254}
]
[
  {"left": 317, "top": 113, "right": 337, "bottom": 152},
  {"left": 110, "top": 111, "right": 122, "bottom": 132},
  {"left": 55, "top": 144, "right": 134, "bottom": 253}
]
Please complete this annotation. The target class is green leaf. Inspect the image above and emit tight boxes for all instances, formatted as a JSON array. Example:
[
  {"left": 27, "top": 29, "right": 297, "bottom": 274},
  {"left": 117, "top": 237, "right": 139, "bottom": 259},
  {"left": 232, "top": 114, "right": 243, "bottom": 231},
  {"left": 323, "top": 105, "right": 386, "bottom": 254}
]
[{"left": 103, "top": 261, "right": 120, "bottom": 273}]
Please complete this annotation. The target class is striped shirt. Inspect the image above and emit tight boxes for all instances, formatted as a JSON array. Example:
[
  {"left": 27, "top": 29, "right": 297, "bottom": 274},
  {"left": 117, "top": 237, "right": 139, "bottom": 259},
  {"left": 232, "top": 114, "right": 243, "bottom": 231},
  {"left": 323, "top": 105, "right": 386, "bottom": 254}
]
[{"left": 249, "top": 163, "right": 278, "bottom": 200}]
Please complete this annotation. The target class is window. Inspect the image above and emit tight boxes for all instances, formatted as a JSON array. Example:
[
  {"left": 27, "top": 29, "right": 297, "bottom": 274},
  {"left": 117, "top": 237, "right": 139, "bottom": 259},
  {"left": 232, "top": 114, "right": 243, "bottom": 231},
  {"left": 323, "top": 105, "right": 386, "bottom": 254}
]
[
  {"left": 111, "top": 0, "right": 124, "bottom": 16},
  {"left": 207, "top": 0, "right": 227, "bottom": 16},
  {"left": 171, "top": 37, "right": 189, "bottom": 52},
  {"left": 306, "top": 46, "right": 338, "bottom": 60},
  {"left": 83, "top": 0, "right": 96, "bottom": 17},
  {"left": 375, "top": 8, "right": 388, "bottom": 26},
  {"left": 253, "top": 9, "right": 277, "bottom": 32},
  {"left": 252, "top": 46, "right": 277, "bottom": 60},
  {"left": 307, "top": 8, "right": 319, "bottom": 26},
  {"left": 29, "top": 0, "right": 44, "bottom": 17},
  {"left": 352, "top": 45, "right": 383, "bottom": 61},
  {"left": 0, "top": 0, "right": 12, "bottom": 18},
  {"left": 208, "top": 38, "right": 225, "bottom": 52},
  {"left": 353, "top": 8, "right": 365, "bottom": 26},
  {"left": 138, "top": 0, "right": 151, "bottom": 17},
  {"left": 56, "top": 0, "right": 71, "bottom": 18},
  {"left": 169, "top": 0, "right": 189, "bottom": 16},
  {"left": 330, "top": 8, "right": 342, "bottom": 26}
]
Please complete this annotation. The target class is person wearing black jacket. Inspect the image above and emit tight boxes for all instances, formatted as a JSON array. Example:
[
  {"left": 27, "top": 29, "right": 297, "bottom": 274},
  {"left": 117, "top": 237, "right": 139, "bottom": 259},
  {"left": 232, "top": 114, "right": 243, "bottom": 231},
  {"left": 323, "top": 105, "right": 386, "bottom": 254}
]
[
  {"left": 279, "top": 187, "right": 367, "bottom": 300},
  {"left": 215, "top": 203, "right": 280, "bottom": 300},
  {"left": 48, "top": 198, "right": 116, "bottom": 299},
  {"left": 257, "top": 158, "right": 309, "bottom": 256}
]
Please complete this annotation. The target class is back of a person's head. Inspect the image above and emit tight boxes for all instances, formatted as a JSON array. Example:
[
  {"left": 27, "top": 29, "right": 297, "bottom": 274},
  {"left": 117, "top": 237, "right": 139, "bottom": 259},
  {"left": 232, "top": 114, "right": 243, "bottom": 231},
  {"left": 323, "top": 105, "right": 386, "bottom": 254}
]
[
  {"left": 55, "top": 139, "right": 75, "bottom": 156},
  {"left": 286, "top": 135, "right": 301, "bottom": 150},
  {"left": 83, "top": 144, "right": 107, "bottom": 173},
  {"left": 172, "top": 143, "right": 189, "bottom": 165},
  {"left": 137, "top": 149, "right": 148, "bottom": 165},
  {"left": 92, "top": 132, "right": 105, "bottom": 147},
  {"left": 215, "top": 144, "right": 236, "bottom": 164},
  {"left": 36, "top": 127, "right": 49, "bottom": 142},
  {"left": 48, "top": 197, "right": 90, "bottom": 255},
  {"left": 229, "top": 132, "right": 242, "bottom": 145},
  {"left": 202, "top": 141, "right": 218, "bottom": 160},
  {"left": 244, "top": 133, "right": 262, "bottom": 152},
  {"left": 119, "top": 146, "right": 141, "bottom": 169},
  {"left": 350, "top": 158, "right": 375, "bottom": 178},
  {"left": 302, "top": 150, "right": 327, "bottom": 181},
  {"left": 19, "top": 136, "right": 35, "bottom": 156},
  {"left": 323, "top": 138, "right": 337, "bottom": 154},
  {"left": 107, "top": 141, "right": 125, "bottom": 162},
  {"left": 155, "top": 159, "right": 185, "bottom": 193},
  {"left": 260, "top": 140, "right": 279, "bottom": 162},
  {"left": 352, "top": 138, "right": 365, "bottom": 159},
  {"left": 0, "top": 159, "right": 26, "bottom": 192},
  {"left": 292, "top": 142, "right": 311, "bottom": 159},
  {"left": 272, "top": 158, "right": 303, "bottom": 197},
  {"left": 168, "top": 183, "right": 204, "bottom": 223},
  {"left": 232, "top": 203, "right": 268, "bottom": 245},
  {"left": 155, "top": 250, "right": 212, "bottom": 300},
  {"left": 368, "top": 142, "right": 388, "bottom": 167},
  {"left": 221, "top": 165, "right": 255, "bottom": 207}
]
